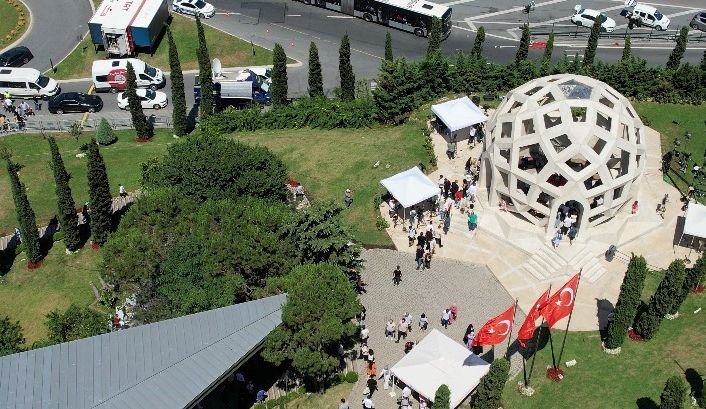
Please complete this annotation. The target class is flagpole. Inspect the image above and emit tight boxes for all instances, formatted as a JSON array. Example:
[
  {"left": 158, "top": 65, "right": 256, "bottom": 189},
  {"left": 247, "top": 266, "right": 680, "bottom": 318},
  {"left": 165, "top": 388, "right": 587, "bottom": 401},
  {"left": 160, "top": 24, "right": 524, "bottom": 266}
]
[
  {"left": 527, "top": 284, "right": 551, "bottom": 386},
  {"left": 506, "top": 299, "right": 518, "bottom": 354},
  {"left": 557, "top": 270, "right": 582, "bottom": 369}
]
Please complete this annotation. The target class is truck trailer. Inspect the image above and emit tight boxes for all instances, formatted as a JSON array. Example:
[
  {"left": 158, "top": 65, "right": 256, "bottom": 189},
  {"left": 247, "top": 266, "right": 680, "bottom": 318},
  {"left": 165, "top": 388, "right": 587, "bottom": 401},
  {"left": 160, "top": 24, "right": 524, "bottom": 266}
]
[{"left": 89, "top": 0, "right": 170, "bottom": 56}]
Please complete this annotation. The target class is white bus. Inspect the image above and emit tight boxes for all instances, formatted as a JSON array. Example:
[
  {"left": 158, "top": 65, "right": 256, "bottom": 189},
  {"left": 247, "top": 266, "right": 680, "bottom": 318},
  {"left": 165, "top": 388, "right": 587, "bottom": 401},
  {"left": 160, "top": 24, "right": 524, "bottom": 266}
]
[
  {"left": 296, "top": 0, "right": 452, "bottom": 38},
  {"left": 0, "top": 68, "right": 60, "bottom": 99}
]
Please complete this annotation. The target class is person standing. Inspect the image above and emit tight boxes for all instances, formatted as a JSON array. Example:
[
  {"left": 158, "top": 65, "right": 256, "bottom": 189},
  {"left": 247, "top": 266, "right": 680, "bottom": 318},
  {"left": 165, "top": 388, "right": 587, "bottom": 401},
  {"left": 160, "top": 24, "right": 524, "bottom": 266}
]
[
  {"left": 344, "top": 189, "right": 353, "bottom": 207},
  {"left": 339, "top": 398, "right": 350, "bottom": 409},
  {"left": 552, "top": 230, "right": 562, "bottom": 249},
  {"left": 362, "top": 396, "right": 375, "bottom": 409},
  {"left": 417, "top": 231, "right": 426, "bottom": 248},
  {"left": 466, "top": 181, "right": 477, "bottom": 204},
  {"left": 443, "top": 178, "right": 451, "bottom": 198},
  {"left": 367, "top": 376, "right": 378, "bottom": 397},
  {"left": 408, "top": 225, "right": 416, "bottom": 247},
  {"left": 561, "top": 216, "right": 572, "bottom": 235},
  {"left": 468, "top": 209, "right": 478, "bottom": 231},
  {"left": 631, "top": 200, "right": 639, "bottom": 214},
  {"left": 434, "top": 225, "right": 442, "bottom": 248},
  {"left": 32, "top": 96, "right": 41, "bottom": 111},
  {"left": 393, "top": 265, "right": 402, "bottom": 285},
  {"left": 441, "top": 309, "right": 451, "bottom": 329},
  {"left": 568, "top": 225, "right": 577, "bottom": 245},
  {"left": 396, "top": 318, "right": 408, "bottom": 343},
  {"left": 438, "top": 175, "right": 444, "bottom": 191},
  {"left": 360, "top": 325, "right": 369, "bottom": 343},
  {"left": 380, "top": 366, "right": 391, "bottom": 390},
  {"left": 404, "top": 312, "right": 413, "bottom": 333},
  {"left": 415, "top": 245, "right": 424, "bottom": 270},
  {"left": 450, "top": 180, "right": 459, "bottom": 199},
  {"left": 119, "top": 184, "right": 127, "bottom": 198},
  {"left": 423, "top": 250, "right": 432, "bottom": 270},
  {"left": 419, "top": 313, "right": 428, "bottom": 331},
  {"left": 385, "top": 319, "right": 396, "bottom": 340}
]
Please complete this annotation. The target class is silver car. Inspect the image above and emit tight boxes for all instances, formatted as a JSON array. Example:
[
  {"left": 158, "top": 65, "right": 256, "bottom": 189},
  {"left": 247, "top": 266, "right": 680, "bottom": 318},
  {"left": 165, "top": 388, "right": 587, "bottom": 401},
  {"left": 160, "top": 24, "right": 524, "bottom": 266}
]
[{"left": 691, "top": 12, "right": 706, "bottom": 32}]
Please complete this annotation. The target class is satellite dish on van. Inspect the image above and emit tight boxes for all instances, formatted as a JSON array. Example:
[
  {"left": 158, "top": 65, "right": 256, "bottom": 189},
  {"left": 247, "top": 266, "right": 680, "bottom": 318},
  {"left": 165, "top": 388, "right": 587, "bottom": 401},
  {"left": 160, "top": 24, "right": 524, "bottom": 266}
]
[
  {"left": 574, "top": 4, "right": 581, "bottom": 12},
  {"left": 624, "top": 0, "right": 637, "bottom": 7},
  {"left": 212, "top": 58, "right": 223, "bottom": 78}
]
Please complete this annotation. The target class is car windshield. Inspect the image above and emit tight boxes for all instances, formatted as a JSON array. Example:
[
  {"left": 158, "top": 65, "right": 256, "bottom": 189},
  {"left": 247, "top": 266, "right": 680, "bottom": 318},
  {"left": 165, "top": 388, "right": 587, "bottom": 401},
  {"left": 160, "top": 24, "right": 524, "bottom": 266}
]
[
  {"left": 599, "top": 14, "right": 608, "bottom": 23},
  {"left": 145, "top": 90, "right": 156, "bottom": 100},
  {"left": 144, "top": 64, "right": 157, "bottom": 77},
  {"left": 654, "top": 10, "right": 663, "bottom": 20},
  {"left": 195, "top": 0, "right": 206, "bottom": 8},
  {"left": 36, "top": 75, "right": 50, "bottom": 88}
]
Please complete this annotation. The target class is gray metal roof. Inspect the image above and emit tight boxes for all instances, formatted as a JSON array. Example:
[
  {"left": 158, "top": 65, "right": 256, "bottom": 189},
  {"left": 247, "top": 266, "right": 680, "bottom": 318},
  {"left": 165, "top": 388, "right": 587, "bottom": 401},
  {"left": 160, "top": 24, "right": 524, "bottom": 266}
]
[{"left": 0, "top": 294, "right": 286, "bottom": 409}]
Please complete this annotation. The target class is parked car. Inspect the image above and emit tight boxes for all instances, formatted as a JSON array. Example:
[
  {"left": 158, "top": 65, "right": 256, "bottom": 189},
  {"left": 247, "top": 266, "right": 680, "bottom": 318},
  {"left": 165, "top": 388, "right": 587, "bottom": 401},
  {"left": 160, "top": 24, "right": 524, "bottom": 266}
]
[
  {"left": 571, "top": 8, "right": 617, "bottom": 32},
  {"left": 48, "top": 92, "right": 103, "bottom": 114},
  {"left": 117, "top": 89, "right": 168, "bottom": 110},
  {"left": 172, "top": 0, "right": 215, "bottom": 18},
  {"left": 691, "top": 12, "right": 706, "bottom": 32},
  {"left": 621, "top": 3, "right": 670, "bottom": 31},
  {"left": 0, "top": 46, "right": 34, "bottom": 67}
]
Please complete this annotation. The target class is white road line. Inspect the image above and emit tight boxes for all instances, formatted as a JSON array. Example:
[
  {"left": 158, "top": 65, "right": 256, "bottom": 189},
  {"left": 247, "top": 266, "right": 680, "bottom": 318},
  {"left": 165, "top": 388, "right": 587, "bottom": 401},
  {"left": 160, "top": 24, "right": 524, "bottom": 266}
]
[
  {"left": 465, "top": 0, "right": 565, "bottom": 21},
  {"left": 215, "top": 11, "right": 241, "bottom": 15},
  {"left": 506, "top": 28, "right": 519, "bottom": 40},
  {"left": 326, "top": 15, "right": 356, "bottom": 18},
  {"left": 286, "top": 14, "right": 302, "bottom": 16},
  {"left": 442, "top": 0, "right": 481, "bottom": 6}
]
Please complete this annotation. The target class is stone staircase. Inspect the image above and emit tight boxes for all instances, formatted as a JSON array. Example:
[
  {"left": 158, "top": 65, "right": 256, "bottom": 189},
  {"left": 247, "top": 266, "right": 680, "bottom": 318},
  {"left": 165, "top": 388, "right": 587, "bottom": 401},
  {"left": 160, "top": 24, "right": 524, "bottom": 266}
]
[
  {"left": 522, "top": 245, "right": 565, "bottom": 280},
  {"left": 567, "top": 246, "right": 608, "bottom": 283}
]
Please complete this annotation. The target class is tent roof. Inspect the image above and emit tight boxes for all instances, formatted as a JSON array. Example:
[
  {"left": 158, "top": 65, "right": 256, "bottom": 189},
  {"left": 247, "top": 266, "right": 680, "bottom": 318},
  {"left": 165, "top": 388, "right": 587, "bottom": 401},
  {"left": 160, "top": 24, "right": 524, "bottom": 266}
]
[
  {"left": 431, "top": 97, "right": 488, "bottom": 132},
  {"left": 380, "top": 167, "right": 439, "bottom": 208},
  {"left": 683, "top": 202, "right": 706, "bottom": 238},
  {"left": 391, "top": 329, "right": 490, "bottom": 408}
]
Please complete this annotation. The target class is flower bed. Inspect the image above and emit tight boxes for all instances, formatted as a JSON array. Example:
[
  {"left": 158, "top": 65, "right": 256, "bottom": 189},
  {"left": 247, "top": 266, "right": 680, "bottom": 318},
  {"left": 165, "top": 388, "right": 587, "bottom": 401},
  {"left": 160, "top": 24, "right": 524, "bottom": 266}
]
[{"left": 0, "top": 0, "right": 29, "bottom": 49}]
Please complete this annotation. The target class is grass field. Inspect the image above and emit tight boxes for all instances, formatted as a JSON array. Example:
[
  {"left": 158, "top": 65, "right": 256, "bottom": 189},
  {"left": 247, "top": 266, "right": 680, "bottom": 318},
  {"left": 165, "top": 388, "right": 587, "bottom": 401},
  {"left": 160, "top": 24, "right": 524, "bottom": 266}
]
[
  {"left": 0, "top": 0, "right": 28, "bottom": 50},
  {"left": 51, "top": 12, "right": 278, "bottom": 80},
  {"left": 0, "top": 129, "right": 173, "bottom": 236},
  {"left": 0, "top": 242, "right": 104, "bottom": 344},
  {"left": 285, "top": 383, "right": 355, "bottom": 409},
  {"left": 502, "top": 271, "right": 706, "bottom": 409}
]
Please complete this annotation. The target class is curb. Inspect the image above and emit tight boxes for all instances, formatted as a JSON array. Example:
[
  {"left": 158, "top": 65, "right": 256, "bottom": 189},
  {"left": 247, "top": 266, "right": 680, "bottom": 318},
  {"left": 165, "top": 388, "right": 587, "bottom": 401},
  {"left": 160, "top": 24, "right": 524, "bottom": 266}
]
[
  {"left": 41, "top": 0, "right": 93, "bottom": 75},
  {"left": 0, "top": 0, "right": 33, "bottom": 54}
]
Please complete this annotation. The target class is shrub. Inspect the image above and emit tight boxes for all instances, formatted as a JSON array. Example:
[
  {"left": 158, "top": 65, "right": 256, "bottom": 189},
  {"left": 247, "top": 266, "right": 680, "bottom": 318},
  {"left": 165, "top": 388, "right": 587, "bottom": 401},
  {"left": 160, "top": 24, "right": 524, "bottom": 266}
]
[
  {"left": 660, "top": 376, "right": 687, "bottom": 409},
  {"left": 95, "top": 118, "right": 117, "bottom": 145},
  {"left": 345, "top": 371, "right": 359, "bottom": 383},
  {"left": 473, "top": 358, "right": 510, "bottom": 409},
  {"left": 432, "top": 384, "right": 450, "bottom": 409},
  {"left": 376, "top": 215, "right": 389, "bottom": 231},
  {"left": 634, "top": 260, "right": 686, "bottom": 339}
]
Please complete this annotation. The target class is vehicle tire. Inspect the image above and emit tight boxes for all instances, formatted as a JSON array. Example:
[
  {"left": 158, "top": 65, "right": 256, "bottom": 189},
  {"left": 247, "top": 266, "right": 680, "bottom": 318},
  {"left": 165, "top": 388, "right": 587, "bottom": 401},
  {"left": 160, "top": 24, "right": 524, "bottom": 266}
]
[
  {"left": 199, "top": 13, "right": 206, "bottom": 18},
  {"left": 363, "top": 13, "right": 373, "bottom": 22},
  {"left": 305, "top": 0, "right": 311, "bottom": 4},
  {"left": 150, "top": 84, "right": 157, "bottom": 91},
  {"left": 110, "top": 88, "right": 118, "bottom": 94},
  {"left": 691, "top": 24, "right": 697, "bottom": 30},
  {"left": 656, "top": 25, "right": 665, "bottom": 31},
  {"left": 154, "top": 104, "right": 161, "bottom": 110},
  {"left": 88, "top": 107, "right": 96, "bottom": 113},
  {"left": 23, "top": 58, "right": 28, "bottom": 64},
  {"left": 414, "top": 27, "right": 425, "bottom": 37},
  {"left": 56, "top": 109, "right": 63, "bottom": 114}
]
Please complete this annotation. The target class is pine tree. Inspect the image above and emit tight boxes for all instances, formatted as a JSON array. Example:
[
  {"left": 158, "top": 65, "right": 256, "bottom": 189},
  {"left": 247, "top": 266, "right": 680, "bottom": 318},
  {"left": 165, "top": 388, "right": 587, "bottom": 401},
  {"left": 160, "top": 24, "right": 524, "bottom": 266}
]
[
  {"left": 515, "top": 23, "right": 530, "bottom": 64},
  {"left": 339, "top": 33, "right": 355, "bottom": 101},
  {"left": 431, "top": 384, "right": 450, "bottom": 409},
  {"left": 621, "top": 35, "right": 632, "bottom": 62},
  {"left": 633, "top": 259, "right": 686, "bottom": 339},
  {"left": 308, "top": 42, "right": 324, "bottom": 98},
  {"left": 583, "top": 18, "right": 601, "bottom": 67},
  {"left": 427, "top": 17, "right": 442, "bottom": 57},
  {"left": 451, "top": 51, "right": 468, "bottom": 93},
  {"left": 660, "top": 376, "right": 687, "bottom": 409},
  {"left": 473, "top": 358, "right": 510, "bottom": 409},
  {"left": 271, "top": 43, "right": 288, "bottom": 106},
  {"left": 373, "top": 59, "right": 401, "bottom": 124},
  {"left": 542, "top": 31, "right": 555, "bottom": 65},
  {"left": 47, "top": 137, "right": 80, "bottom": 252},
  {"left": 5, "top": 159, "right": 42, "bottom": 265},
  {"left": 125, "top": 62, "right": 152, "bottom": 140},
  {"left": 603, "top": 255, "right": 648, "bottom": 349},
  {"left": 195, "top": 15, "right": 214, "bottom": 119},
  {"left": 667, "top": 26, "right": 689, "bottom": 70},
  {"left": 85, "top": 141, "right": 113, "bottom": 246},
  {"left": 384, "top": 32, "right": 393, "bottom": 61},
  {"left": 167, "top": 28, "right": 187, "bottom": 137},
  {"left": 471, "top": 26, "right": 486, "bottom": 58}
]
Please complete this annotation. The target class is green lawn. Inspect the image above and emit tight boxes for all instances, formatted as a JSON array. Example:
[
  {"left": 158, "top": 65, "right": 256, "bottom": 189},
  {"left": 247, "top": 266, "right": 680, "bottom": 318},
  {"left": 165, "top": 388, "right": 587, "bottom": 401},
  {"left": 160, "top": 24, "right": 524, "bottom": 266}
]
[
  {"left": 285, "top": 383, "right": 355, "bottom": 409},
  {"left": 0, "top": 0, "right": 28, "bottom": 49},
  {"left": 502, "top": 272, "right": 706, "bottom": 409},
  {"left": 0, "top": 242, "right": 103, "bottom": 344},
  {"left": 0, "top": 129, "right": 173, "bottom": 236},
  {"left": 51, "top": 12, "right": 277, "bottom": 80}
]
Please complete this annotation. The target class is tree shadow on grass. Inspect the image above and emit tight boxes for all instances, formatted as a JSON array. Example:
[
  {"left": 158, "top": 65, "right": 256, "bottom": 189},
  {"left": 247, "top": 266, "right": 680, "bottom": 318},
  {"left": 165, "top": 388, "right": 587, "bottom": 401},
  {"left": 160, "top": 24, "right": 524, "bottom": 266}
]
[
  {"left": 685, "top": 368, "right": 704, "bottom": 406},
  {"left": 636, "top": 397, "right": 658, "bottom": 409}
]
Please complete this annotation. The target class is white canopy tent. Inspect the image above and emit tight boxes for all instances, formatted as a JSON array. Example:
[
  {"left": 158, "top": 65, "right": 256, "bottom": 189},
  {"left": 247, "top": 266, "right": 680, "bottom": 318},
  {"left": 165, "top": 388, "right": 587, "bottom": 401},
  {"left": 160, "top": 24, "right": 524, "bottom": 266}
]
[
  {"left": 679, "top": 202, "right": 706, "bottom": 250},
  {"left": 380, "top": 167, "right": 439, "bottom": 209},
  {"left": 431, "top": 96, "right": 488, "bottom": 132},
  {"left": 391, "top": 329, "right": 491, "bottom": 408}
]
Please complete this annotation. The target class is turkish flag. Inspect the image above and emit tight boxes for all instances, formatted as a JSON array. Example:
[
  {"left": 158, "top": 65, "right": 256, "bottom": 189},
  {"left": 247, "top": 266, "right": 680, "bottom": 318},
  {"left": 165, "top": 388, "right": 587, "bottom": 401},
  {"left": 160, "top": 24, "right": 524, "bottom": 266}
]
[
  {"left": 472, "top": 304, "right": 515, "bottom": 346},
  {"left": 542, "top": 273, "right": 581, "bottom": 329},
  {"left": 517, "top": 290, "right": 550, "bottom": 348}
]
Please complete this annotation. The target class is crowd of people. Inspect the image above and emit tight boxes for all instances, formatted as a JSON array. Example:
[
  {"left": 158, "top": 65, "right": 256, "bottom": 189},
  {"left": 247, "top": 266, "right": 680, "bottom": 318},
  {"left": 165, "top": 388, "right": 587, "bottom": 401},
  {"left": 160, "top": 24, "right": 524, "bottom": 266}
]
[{"left": 1, "top": 91, "right": 40, "bottom": 132}]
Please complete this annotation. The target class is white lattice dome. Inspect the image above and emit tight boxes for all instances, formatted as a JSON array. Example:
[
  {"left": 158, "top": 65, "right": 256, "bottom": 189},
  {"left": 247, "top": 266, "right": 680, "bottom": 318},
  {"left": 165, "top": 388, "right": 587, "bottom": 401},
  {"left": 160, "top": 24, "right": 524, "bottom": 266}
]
[{"left": 479, "top": 74, "right": 646, "bottom": 230}]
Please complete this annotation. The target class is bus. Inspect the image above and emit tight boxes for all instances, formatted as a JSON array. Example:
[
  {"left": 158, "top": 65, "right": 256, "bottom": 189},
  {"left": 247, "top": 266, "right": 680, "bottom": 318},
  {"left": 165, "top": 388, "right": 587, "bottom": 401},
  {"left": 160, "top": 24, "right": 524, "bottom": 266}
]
[{"left": 297, "top": 0, "right": 452, "bottom": 38}]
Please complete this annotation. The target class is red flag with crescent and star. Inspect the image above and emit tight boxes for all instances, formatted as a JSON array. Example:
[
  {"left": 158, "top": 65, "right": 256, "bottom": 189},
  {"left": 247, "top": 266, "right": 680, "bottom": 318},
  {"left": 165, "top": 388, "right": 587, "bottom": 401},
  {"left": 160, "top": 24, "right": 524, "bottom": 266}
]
[
  {"left": 472, "top": 304, "right": 515, "bottom": 346},
  {"left": 517, "top": 289, "right": 550, "bottom": 348},
  {"left": 542, "top": 273, "right": 581, "bottom": 329}
]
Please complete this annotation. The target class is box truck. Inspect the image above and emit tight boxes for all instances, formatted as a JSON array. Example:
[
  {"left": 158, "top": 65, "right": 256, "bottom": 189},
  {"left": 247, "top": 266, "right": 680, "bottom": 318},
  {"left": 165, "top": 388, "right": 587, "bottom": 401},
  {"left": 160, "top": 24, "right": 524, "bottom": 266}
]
[{"left": 89, "top": 0, "right": 170, "bottom": 56}]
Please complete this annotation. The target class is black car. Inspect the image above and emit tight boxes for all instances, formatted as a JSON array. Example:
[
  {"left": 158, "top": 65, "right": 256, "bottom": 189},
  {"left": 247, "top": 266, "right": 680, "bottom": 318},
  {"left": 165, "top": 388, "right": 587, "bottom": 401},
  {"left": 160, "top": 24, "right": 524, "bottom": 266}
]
[
  {"left": 0, "top": 46, "right": 34, "bottom": 67},
  {"left": 48, "top": 92, "right": 103, "bottom": 114}
]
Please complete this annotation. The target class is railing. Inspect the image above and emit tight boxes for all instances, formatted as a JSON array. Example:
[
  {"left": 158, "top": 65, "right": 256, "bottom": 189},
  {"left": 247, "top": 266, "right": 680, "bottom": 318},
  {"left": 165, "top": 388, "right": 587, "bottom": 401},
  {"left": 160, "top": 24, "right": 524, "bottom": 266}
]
[{"left": 1, "top": 115, "right": 175, "bottom": 135}]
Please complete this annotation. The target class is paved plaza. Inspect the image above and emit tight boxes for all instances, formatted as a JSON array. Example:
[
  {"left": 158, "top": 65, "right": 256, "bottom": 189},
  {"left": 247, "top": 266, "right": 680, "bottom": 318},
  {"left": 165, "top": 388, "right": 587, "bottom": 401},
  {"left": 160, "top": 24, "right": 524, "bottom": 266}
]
[{"left": 346, "top": 249, "right": 525, "bottom": 409}]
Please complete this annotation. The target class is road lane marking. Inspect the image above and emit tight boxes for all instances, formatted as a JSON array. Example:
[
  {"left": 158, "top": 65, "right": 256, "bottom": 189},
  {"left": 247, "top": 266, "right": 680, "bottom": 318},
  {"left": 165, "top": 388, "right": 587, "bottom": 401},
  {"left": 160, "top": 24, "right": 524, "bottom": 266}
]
[
  {"left": 326, "top": 15, "right": 356, "bottom": 18},
  {"left": 287, "top": 14, "right": 302, "bottom": 16},
  {"left": 270, "top": 22, "right": 382, "bottom": 59},
  {"left": 465, "top": 0, "right": 565, "bottom": 21},
  {"left": 442, "top": 0, "right": 481, "bottom": 6}
]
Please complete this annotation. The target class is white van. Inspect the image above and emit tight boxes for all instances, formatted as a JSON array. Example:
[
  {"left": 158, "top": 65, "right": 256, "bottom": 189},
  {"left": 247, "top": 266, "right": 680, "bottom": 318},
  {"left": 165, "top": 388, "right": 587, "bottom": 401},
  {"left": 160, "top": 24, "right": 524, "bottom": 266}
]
[
  {"left": 632, "top": 3, "right": 670, "bottom": 30},
  {"left": 91, "top": 58, "right": 165, "bottom": 93},
  {"left": 0, "top": 67, "right": 60, "bottom": 99}
]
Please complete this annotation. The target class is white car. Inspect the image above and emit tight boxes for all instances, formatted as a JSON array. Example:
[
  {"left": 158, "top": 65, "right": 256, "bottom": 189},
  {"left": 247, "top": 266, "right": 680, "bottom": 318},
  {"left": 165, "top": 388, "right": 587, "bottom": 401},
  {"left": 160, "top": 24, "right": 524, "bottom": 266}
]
[
  {"left": 117, "top": 89, "right": 168, "bottom": 110},
  {"left": 571, "top": 8, "right": 617, "bottom": 32},
  {"left": 172, "top": 0, "right": 215, "bottom": 18}
]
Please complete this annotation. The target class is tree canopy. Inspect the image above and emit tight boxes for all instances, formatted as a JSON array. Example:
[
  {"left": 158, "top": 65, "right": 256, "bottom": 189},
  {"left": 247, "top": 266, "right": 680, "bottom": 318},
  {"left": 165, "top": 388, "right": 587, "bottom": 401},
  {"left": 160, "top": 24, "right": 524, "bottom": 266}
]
[
  {"left": 0, "top": 315, "right": 24, "bottom": 357},
  {"left": 44, "top": 304, "right": 107, "bottom": 344}
]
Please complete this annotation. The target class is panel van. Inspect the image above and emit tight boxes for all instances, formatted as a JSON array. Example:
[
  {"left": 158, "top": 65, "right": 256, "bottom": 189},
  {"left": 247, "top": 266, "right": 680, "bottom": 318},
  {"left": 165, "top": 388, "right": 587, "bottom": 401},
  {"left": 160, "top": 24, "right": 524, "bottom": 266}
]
[
  {"left": 0, "top": 68, "right": 60, "bottom": 99},
  {"left": 91, "top": 59, "right": 165, "bottom": 93}
]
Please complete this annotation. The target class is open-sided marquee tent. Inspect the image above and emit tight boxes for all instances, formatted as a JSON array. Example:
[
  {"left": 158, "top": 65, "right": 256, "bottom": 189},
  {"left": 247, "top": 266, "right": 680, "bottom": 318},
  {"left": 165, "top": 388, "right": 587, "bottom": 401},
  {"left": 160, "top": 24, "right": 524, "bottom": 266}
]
[
  {"left": 380, "top": 166, "right": 439, "bottom": 209},
  {"left": 679, "top": 202, "right": 706, "bottom": 248},
  {"left": 391, "top": 329, "right": 491, "bottom": 408},
  {"left": 431, "top": 96, "right": 488, "bottom": 133}
]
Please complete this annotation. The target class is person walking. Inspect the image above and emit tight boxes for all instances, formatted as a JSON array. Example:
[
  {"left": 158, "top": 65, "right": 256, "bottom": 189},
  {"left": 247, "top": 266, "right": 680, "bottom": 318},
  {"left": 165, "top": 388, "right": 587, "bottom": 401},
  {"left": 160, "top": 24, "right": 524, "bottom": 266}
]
[
  {"left": 463, "top": 324, "right": 475, "bottom": 349},
  {"left": 339, "top": 398, "right": 350, "bottom": 409},
  {"left": 362, "top": 396, "right": 375, "bottom": 409},
  {"left": 32, "top": 96, "right": 41, "bottom": 111},
  {"left": 360, "top": 325, "right": 369, "bottom": 343},
  {"left": 631, "top": 200, "right": 639, "bottom": 214},
  {"left": 408, "top": 225, "right": 416, "bottom": 247},
  {"left": 434, "top": 225, "right": 442, "bottom": 248},
  {"left": 415, "top": 245, "right": 424, "bottom": 270},
  {"left": 466, "top": 181, "right": 477, "bottom": 204},
  {"left": 385, "top": 319, "right": 396, "bottom": 340},
  {"left": 393, "top": 265, "right": 402, "bottom": 285},
  {"left": 468, "top": 209, "right": 478, "bottom": 231},
  {"left": 404, "top": 312, "right": 413, "bottom": 333},
  {"left": 396, "top": 318, "right": 408, "bottom": 343},
  {"left": 441, "top": 309, "right": 451, "bottom": 329},
  {"left": 379, "top": 366, "right": 391, "bottom": 390},
  {"left": 443, "top": 178, "right": 451, "bottom": 198},
  {"left": 561, "top": 216, "right": 572, "bottom": 235},
  {"left": 419, "top": 313, "right": 428, "bottom": 331},
  {"left": 423, "top": 250, "right": 432, "bottom": 270},
  {"left": 366, "top": 376, "right": 378, "bottom": 397},
  {"left": 551, "top": 229, "right": 562, "bottom": 249},
  {"left": 417, "top": 231, "right": 425, "bottom": 248},
  {"left": 568, "top": 225, "right": 577, "bottom": 245}
]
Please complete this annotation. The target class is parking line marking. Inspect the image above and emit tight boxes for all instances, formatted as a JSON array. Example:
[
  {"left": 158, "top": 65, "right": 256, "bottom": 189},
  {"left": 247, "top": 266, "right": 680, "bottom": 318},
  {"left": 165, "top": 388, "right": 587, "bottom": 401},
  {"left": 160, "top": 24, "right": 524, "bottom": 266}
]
[{"left": 465, "top": 0, "right": 565, "bottom": 21}]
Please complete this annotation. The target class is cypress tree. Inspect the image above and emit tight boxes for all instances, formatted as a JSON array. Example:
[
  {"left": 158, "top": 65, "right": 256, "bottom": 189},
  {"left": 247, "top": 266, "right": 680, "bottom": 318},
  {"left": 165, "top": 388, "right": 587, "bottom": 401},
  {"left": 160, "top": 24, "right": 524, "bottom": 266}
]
[
  {"left": 633, "top": 259, "right": 686, "bottom": 339},
  {"left": 339, "top": 33, "right": 355, "bottom": 101},
  {"left": 5, "top": 159, "right": 42, "bottom": 265},
  {"left": 515, "top": 23, "right": 530, "bottom": 64},
  {"left": 384, "top": 32, "right": 393, "bottom": 61},
  {"left": 660, "top": 376, "right": 688, "bottom": 409},
  {"left": 583, "top": 18, "right": 601, "bottom": 67},
  {"left": 372, "top": 59, "right": 400, "bottom": 124},
  {"left": 125, "top": 62, "right": 152, "bottom": 140},
  {"left": 167, "top": 28, "right": 187, "bottom": 137},
  {"left": 195, "top": 15, "right": 214, "bottom": 119},
  {"left": 542, "top": 31, "right": 555, "bottom": 66},
  {"left": 427, "top": 17, "right": 442, "bottom": 57},
  {"left": 669, "top": 257, "right": 696, "bottom": 315},
  {"left": 621, "top": 35, "right": 632, "bottom": 62},
  {"left": 271, "top": 43, "right": 288, "bottom": 106},
  {"left": 666, "top": 26, "right": 689, "bottom": 70},
  {"left": 474, "top": 358, "right": 510, "bottom": 409},
  {"left": 688, "top": 254, "right": 706, "bottom": 290},
  {"left": 431, "top": 384, "right": 450, "bottom": 409},
  {"left": 451, "top": 51, "right": 468, "bottom": 94},
  {"left": 85, "top": 140, "right": 113, "bottom": 246},
  {"left": 603, "top": 255, "right": 648, "bottom": 349},
  {"left": 47, "top": 137, "right": 80, "bottom": 252},
  {"left": 471, "top": 26, "right": 486, "bottom": 58},
  {"left": 308, "top": 42, "right": 324, "bottom": 98}
]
